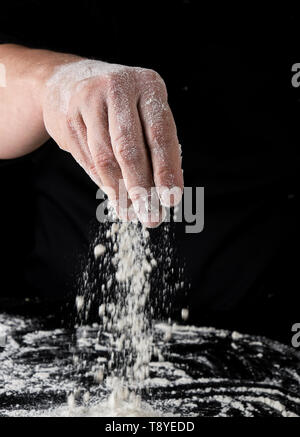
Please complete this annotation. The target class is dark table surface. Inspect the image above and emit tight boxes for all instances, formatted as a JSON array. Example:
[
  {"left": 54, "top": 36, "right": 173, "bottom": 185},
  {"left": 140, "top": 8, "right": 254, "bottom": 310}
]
[{"left": 0, "top": 312, "right": 299, "bottom": 417}]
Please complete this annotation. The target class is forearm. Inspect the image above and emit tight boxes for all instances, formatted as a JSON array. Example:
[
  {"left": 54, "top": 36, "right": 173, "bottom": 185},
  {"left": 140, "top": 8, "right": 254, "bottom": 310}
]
[{"left": 0, "top": 44, "right": 81, "bottom": 159}]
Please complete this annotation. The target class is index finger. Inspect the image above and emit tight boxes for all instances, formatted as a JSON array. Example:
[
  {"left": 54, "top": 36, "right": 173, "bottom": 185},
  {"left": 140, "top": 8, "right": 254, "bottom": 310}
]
[{"left": 137, "top": 70, "right": 183, "bottom": 207}]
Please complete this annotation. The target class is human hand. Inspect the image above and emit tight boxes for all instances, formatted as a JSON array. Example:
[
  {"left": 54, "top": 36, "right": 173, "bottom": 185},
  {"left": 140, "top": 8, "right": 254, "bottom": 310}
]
[{"left": 43, "top": 59, "right": 183, "bottom": 227}]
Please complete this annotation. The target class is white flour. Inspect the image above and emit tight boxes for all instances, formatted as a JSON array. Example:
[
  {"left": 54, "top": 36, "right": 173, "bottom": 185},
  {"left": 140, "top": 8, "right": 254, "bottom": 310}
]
[
  {"left": 46, "top": 60, "right": 132, "bottom": 114},
  {"left": 70, "top": 199, "right": 187, "bottom": 416},
  {"left": 1, "top": 314, "right": 300, "bottom": 417},
  {"left": 46, "top": 59, "right": 167, "bottom": 117},
  {"left": 5, "top": 398, "right": 165, "bottom": 418},
  {"left": 79, "top": 216, "right": 158, "bottom": 414}
]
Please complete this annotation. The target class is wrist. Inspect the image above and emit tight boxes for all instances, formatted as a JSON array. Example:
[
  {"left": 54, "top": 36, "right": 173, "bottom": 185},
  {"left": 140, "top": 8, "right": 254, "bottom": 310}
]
[{"left": 27, "top": 49, "right": 84, "bottom": 109}]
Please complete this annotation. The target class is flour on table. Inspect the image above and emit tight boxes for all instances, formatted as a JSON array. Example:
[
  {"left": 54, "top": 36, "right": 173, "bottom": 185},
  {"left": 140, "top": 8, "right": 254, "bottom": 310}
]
[{"left": 1, "top": 314, "right": 300, "bottom": 417}]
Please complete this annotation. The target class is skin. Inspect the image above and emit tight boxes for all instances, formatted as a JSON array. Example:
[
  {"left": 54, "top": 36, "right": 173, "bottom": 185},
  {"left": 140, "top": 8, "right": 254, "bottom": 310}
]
[{"left": 0, "top": 44, "right": 183, "bottom": 227}]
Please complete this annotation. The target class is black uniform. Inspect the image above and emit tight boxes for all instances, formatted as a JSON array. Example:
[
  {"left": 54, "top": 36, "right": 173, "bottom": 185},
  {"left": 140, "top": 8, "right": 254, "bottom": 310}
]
[{"left": 0, "top": 1, "right": 298, "bottom": 339}]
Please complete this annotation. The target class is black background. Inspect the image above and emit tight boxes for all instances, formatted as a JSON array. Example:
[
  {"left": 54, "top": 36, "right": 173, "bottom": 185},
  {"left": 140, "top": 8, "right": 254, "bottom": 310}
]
[{"left": 0, "top": 1, "right": 299, "bottom": 343}]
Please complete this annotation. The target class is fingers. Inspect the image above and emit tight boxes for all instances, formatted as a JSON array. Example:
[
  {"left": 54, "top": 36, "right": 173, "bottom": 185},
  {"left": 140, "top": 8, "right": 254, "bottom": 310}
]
[
  {"left": 107, "top": 85, "right": 165, "bottom": 227},
  {"left": 64, "top": 108, "right": 130, "bottom": 221},
  {"left": 81, "top": 99, "right": 133, "bottom": 220},
  {"left": 63, "top": 69, "right": 182, "bottom": 227},
  {"left": 137, "top": 70, "right": 183, "bottom": 207},
  {"left": 64, "top": 111, "right": 103, "bottom": 187}
]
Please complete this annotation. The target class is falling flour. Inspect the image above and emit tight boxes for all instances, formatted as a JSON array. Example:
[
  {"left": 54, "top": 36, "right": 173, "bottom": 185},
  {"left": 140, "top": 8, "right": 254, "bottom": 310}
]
[
  {"left": 99, "top": 218, "right": 154, "bottom": 410},
  {"left": 93, "top": 244, "right": 106, "bottom": 259},
  {"left": 73, "top": 209, "right": 174, "bottom": 415}
]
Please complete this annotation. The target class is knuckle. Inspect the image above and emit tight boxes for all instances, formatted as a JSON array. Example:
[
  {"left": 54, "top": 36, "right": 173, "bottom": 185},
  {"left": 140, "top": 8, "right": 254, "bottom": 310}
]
[
  {"left": 154, "top": 80, "right": 168, "bottom": 100},
  {"left": 66, "top": 114, "right": 76, "bottom": 132},
  {"left": 149, "top": 125, "right": 165, "bottom": 145},
  {"left": 113, "top": 124, "right": 131, "bottom": 142},
  {"left": 74, "top": 79, "right": 103, "bottom": 109},
  {"left": 107, "top": 69, "right": 135, "bottom": 97},
  {"left": 151, "top": 119, "right": 165, "bottom": 134},
  {"left": 115, "top": 139, "right": 139, "bottom": 164},
  {"left": 140, "top": 68, "right": 160, "bottom": 82},
  {"left": 139, "top": 69, "right": 167, "bottom": 92},
  {"left": 115, "top": 141, "right": 131, "bottom": 162},
  {"left": 150, "top": 118, "right": 174, "bottom": 143},
  {"left": 94, "top": 152, "right": 117, "bottom": 172},
  {"left": 141, "top": 100, "right": 170, "bottom": 131},
  {"left": 65, "top": 113, "right": 85, "bottom": 142},
  {"left": 111, "top": 120, "right": 135, "bottom": 149},
  {"left": 89, "top": 163, "right": 98, "bottom": 178},
  {"left": 155, "top": 164, "right": 173, "bottom": 182},
  {"left": 66, "top": 116, "right": 81, "bottom": 140}
]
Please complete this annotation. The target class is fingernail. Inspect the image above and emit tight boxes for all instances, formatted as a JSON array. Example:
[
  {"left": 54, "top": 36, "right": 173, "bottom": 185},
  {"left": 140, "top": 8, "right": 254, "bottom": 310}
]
[
  {"left": 158, "top": 186, "right": 183, "bottom": 207},
  {"left": 132, "top": 192, "right": 163, "bottom": 227},
  {"left": 132, "top": 197, "right": 149, "bottom": 223},
  {"left": 127, "top": 205, "right": 138, "bottom": 223},
  {"left": 147, "top": 206, "right": 166, "bottom": 228},
  {"left": 117, "top": 207, "right": 129, "bottom": 222}
]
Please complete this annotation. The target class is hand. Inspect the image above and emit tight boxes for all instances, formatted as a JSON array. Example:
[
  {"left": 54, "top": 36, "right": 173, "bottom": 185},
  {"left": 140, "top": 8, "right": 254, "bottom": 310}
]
[{"left": 42, "top": 59, "right": 183, "bottom": 227}]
